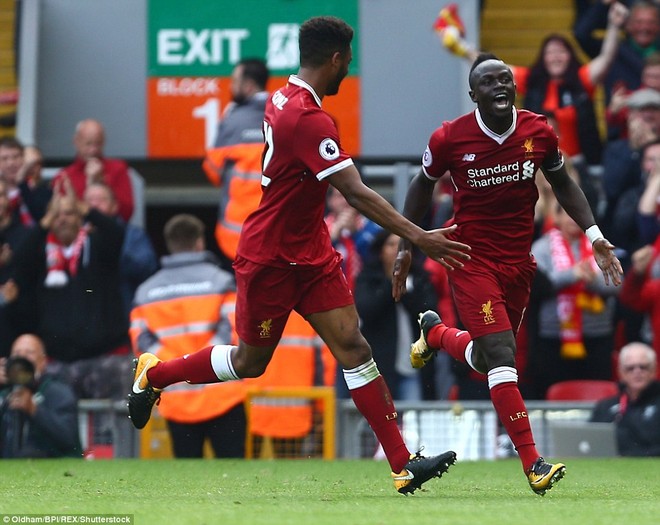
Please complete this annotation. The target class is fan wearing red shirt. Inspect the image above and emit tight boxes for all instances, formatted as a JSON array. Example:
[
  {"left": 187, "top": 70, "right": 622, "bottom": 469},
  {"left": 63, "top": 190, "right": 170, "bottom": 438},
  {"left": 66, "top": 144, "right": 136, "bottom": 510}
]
[
  {"left": 53, "top": 119, "right": 134, "bottom": 222},
  {"left": 127, "top": 16, "right": 472, "bottom": 495},
  {"left": 394, "top": 54, "right": 623, "bottom": 495}
]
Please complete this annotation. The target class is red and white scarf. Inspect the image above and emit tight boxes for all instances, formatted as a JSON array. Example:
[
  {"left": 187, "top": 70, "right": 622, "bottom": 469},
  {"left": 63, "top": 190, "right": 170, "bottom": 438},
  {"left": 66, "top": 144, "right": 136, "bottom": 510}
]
[
  {"left": 8, "top": 187, "right": 34, "bottom": 226},
  {"left": 44, "top": 227, "right": 88, "bottom": 288},
  {"left": 548, "top": 228, "right": 604, "bottom": 359}
]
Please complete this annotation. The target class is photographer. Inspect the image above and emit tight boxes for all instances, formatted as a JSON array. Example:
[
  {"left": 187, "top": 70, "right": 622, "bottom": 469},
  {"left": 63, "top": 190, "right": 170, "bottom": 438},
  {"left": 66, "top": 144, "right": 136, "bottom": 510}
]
[{"left": 0, "top": 334, "right": 81, "bottom": 458}]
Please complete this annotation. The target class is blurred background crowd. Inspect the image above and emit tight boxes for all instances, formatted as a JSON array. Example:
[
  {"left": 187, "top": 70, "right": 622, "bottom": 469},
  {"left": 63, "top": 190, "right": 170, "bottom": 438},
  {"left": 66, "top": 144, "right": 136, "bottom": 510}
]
[{"left": 0, "top": 0, "right": 659, "bottom": 459}]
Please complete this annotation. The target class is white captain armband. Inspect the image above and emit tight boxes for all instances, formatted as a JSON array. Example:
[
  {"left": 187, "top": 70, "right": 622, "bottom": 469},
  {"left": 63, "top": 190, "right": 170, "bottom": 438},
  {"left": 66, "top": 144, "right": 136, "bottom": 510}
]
[{"left": 585, "top": 225, "right": 605, "bottom": 244}]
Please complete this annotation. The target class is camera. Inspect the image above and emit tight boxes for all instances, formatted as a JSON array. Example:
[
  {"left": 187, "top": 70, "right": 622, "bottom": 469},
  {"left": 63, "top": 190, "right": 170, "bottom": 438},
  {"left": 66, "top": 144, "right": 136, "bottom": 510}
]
[{"left": 5, "top": 356, "right": 36, "bottom": 391}]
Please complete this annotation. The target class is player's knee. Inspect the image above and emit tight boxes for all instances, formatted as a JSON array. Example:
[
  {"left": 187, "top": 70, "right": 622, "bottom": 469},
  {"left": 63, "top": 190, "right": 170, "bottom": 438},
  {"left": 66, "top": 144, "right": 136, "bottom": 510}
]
[
  {"left": 237, "top": 362, "right": 268, "bottom": 378},
  {"left": 334, "top": 337, "right": 372, "bottom": 369},
  {"left": 232, "top": 346, "right": 272, "bottom": 378},
  {"left": 484, "top": 345, "right": 515, "bottom": 369},
  {"left": 475, "top": 334, "right": 516, "bottom": 370},
  {"left": 471, "top": 351, "right": 489, "bottom": 374}
]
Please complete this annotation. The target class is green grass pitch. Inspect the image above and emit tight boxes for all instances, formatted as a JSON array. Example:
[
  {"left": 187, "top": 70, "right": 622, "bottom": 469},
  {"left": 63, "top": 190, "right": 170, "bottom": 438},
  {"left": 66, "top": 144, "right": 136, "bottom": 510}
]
[{"left": 1, "top": 458, "right": 659, "bottom": 525}]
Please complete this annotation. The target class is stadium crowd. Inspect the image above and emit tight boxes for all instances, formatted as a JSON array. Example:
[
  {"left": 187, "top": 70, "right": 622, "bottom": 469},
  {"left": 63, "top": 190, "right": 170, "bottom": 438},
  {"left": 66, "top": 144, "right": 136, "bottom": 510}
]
[{"left": 1, "top": 1, "right": 660, "bottom": 464}]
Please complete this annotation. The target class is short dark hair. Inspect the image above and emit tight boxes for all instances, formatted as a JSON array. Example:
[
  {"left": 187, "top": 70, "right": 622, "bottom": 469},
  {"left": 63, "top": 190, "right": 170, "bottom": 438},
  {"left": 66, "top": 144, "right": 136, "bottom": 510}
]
[
  {"left": 239, "top": 58, "right": 269, "bottom": 90},
  {"left": 0, "top": 136, "right": 24, "bottom": 152},
  {"left": 469, "top": 52, "right": 502, "bottom": 89},
  {"left": 299, "top": 16, "right": 353, "bottom": 68},
  {"left": 164, "top": 214, "right": 205, "bottom": 254}
]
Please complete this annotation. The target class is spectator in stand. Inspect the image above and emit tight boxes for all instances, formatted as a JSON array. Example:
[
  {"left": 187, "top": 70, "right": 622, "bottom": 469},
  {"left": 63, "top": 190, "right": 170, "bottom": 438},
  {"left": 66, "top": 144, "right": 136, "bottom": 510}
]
[
  {"left": 10, "top": 178, "right": 131, "bottom": 404},
  {"left": 0, "top": 333, "right": 82, "bottom": 458},
  {"left": 130, "top": 214, "right": 246, "bottom": 458},
  {"left": 601, "top": 89, "right": 660, "bottom": 243},
  {"left": 203, "top": 58, "right": 269, "bottom": 269},
  {"left": 0, "top": 138, "right": 29, "bottom": 225},
  {"left": 325, "top": 186, "right": 382, "bottom": 292},
  {"left": 607, "top": 138, "right": 660, "bottom": 259},
  {"left": 0, "top": 178, "right": 29, "bottom": 356},
  {"left": 637, "top": 140, "right": 660, "bottom": 242},
  {"left": 606, "top": 51, "right": 660, "bottom": 138},
  {"left": 575, "top": 0, "right": 660, "bottom": 106},
  {"left": 53, "top": 119, "right": 134, "bottom": 223},
  {"left": 83, "top": 182, "right": 158, "bottom": 319},
  {"left": 528, "top": 204, "right": 619, "bottom": 398},
  {"left": 19, "top": 145, "right": 52, "bottom": 222},
  {"left": 439, "top": 1, "right": 628, "bottom": 173},
  {"left": 602, "top": 137, "right": 660, "bottom": 349},
  {"left": 619, "top": 238, "right": 660, "bottom": 368},
  {"left": 355, "top": 231, "right": 437, "bottom": 400},
  {"left": 590, "top": 341, "right": 660, "bottom": 456},
  {"left": 0, "top": 137, "right": 51, "bottom": 225}
]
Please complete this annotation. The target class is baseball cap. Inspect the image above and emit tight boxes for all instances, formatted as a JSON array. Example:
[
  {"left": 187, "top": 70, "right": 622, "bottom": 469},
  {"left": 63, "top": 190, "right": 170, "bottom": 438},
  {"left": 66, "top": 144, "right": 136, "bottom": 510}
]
[{"left": 626, "top": 88, "right": 660, "bottom": 109}]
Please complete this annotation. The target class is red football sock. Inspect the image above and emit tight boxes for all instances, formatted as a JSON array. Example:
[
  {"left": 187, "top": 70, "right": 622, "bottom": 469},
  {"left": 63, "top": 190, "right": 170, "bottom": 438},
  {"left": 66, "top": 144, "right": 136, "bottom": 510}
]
[
  {"left": 349, "top": 375, "right": 410, "bottom": 473},
  {"left": 147, "top": 346, "right": 221, "bottom": 388},
  {"left": 490, "top": 382, "right": 539, "bottom": 470},
  {"left": 427, "top": 324, "right": 472, "bottom": 364}
]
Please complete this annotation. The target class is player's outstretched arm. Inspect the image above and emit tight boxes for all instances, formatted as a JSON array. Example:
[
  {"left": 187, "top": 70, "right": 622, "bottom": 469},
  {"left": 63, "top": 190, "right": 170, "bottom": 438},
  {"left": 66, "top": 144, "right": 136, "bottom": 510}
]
[{"left": 330, "top": 166, "right": 471, "bottom": 267}]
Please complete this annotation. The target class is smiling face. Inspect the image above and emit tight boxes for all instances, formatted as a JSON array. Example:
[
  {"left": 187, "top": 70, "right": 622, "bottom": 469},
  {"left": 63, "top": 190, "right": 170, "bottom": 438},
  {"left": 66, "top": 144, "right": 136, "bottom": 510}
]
[
  {"left": 0, "top": 144, "right": 23, "bottom": 186},
  {"left": 642, "top": 63, "right": 660, "bottom": 90},
  {"left": 626, "top": 5, "right": 660, "bottom": 50},
  {"left": 641, "top": 141, "right": 660, "bottom": 175},
  {"left": 618, "top": 343, "right": 656, "bottom": 399},
  {"left": 543, "top": 39, "right": 571, "bottom": 79},
  {"left": 469, "top": 59, "right": 516, "bottom": 119},
  {"left": 52, "top": 196, "right": 82, "bottom": 246}
]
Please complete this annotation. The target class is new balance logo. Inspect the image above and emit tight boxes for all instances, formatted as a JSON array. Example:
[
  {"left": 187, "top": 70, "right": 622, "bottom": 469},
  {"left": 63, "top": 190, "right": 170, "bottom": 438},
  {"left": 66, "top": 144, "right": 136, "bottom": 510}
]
[{"left": 462, "top": 153, "right": 476, "bottom": 161}]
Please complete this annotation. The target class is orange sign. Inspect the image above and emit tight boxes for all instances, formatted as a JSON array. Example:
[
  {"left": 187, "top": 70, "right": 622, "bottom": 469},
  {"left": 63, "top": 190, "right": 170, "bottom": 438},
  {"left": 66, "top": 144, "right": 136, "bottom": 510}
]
[{"left": 147, "top": 76, "right": 359, "bottom": 158}]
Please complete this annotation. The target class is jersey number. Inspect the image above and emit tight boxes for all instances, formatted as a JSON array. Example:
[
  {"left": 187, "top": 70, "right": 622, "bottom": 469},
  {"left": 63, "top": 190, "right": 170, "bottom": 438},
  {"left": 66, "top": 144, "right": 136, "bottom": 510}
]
[{"left": 261, "top": 121, "right": 274, "bottom": 186}]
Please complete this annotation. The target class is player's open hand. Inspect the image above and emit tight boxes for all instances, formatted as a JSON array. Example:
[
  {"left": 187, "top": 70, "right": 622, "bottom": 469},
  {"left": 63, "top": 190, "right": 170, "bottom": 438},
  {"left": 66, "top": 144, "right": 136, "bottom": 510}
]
[
  {"left": 421, "top": 224, "right": 471, "bottom": 270},
  {"left": 392, "top": 248, "right": 412, "bottom": 302},
  {"left": 592, "top": 238, "right": 624, "bottom": 286}
]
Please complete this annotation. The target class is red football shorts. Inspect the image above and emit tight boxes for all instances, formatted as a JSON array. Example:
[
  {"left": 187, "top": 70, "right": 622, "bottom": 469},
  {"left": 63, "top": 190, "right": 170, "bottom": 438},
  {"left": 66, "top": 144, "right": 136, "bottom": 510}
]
[
  {"left": 448, "top": 254, "right": 536, "bottom": 339},
  {"left": 233, "top": 253, "right": 354, "bottom": 346}
]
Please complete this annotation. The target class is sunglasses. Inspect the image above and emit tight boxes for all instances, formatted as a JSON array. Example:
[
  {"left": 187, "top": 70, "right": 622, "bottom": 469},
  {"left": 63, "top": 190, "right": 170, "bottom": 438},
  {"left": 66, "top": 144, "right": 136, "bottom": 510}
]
[{"left": 622, "top": 363, "right": 652, "bottom": 373}]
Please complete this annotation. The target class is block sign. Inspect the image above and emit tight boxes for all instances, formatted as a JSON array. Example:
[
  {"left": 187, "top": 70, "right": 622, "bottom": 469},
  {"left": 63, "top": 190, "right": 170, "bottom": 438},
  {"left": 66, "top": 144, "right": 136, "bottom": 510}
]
[{"left": 147, "top": 0, "right": 360, "bottom": 158}]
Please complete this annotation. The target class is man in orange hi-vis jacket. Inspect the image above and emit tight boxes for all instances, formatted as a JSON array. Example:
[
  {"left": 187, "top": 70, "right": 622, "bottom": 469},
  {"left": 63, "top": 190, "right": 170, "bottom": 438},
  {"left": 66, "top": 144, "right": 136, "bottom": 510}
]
[
  {"left": 203, "top": 58, "right": 269, "bottom": 265},
  {"left": 129, "top": 214, "right": 245, "bottom": 458}
]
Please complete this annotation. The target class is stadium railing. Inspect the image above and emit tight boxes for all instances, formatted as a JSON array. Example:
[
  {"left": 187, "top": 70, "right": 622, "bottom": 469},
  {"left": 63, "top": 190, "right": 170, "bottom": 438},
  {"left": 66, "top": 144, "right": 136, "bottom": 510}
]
[
  {"left": 338, "top": 400, "right": 598, "bottom": 461},
  {"left": 78, "top": 399, "right": 137, "bottom": 459},
  {"left": 78, "top": 397, "right": 601, "bottom": 461},
  {"left": 134, "top": 386, "right": 336, "bottom": 459},
  {"left": 244, "top": 386, "right": 336, "bottom": 460}
]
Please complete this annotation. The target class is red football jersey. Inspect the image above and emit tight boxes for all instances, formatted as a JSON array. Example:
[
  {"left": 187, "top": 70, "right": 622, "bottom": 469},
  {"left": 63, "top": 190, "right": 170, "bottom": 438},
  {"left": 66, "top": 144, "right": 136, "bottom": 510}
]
[
  {"left": 423, "top": 108, "right": 563, "bottom": 264},
  {"left": 236, "top": 75, "right": 354, "bottom": 267}
]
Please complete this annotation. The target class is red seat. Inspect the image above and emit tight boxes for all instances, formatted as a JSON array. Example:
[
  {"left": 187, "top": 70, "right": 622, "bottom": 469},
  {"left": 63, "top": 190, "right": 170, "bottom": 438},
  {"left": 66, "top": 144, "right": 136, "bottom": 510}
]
[{"left": 545, "top": 380, "right": 619, "bottom": 401}]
